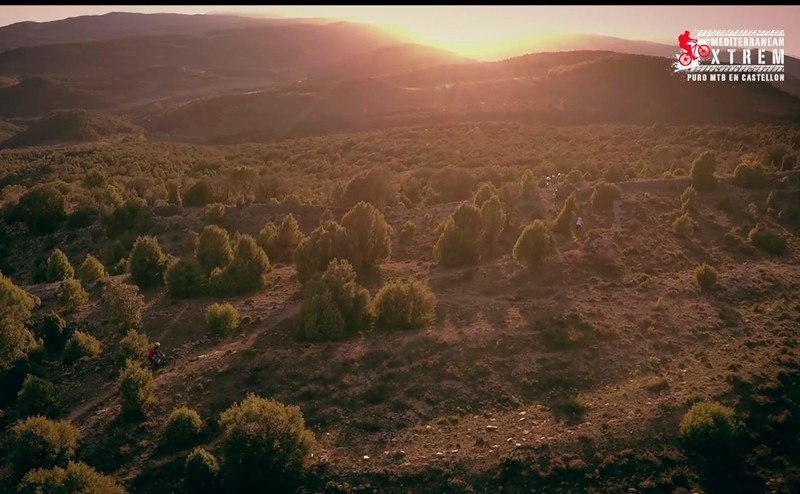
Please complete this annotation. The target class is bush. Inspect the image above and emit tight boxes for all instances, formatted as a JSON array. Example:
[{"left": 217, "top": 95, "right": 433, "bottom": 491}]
[
  {"left": 209, "top": 235, "right": 270, "bottom": 296},
  {"left": 320, "top": 208, "right": 334, "bottom": 224},
  {"left": 733, "top": 162, "right": 768, "bottom": 189},
  {"left": 39, "top": 311, "right": 69, "bottom": 353},
  {"left": 78, "top": 254, "right": 106, "bottom": 284},
  {"left": 552, "top": 192, "right": 577, "bottom": 234},
  {"left": 183, "top": 179, "right": 215, "bottom": 208},
  {"left": 473, "top": 182, "right": 498, "bottom": 207},
  {"left": 206, "top": 303, "right": 240, "bottom": 337},
  {"left": 480, "top": 195, "right": 506, "bottom": 255},
  {"left": 399, "top": 221, "right": 415, "bottom": 243},
  {"left": 513, "top": 220, "right": 556, "bottom": 272},
  {"left": 299, "top": 259, "right": 372, "bottom": 341},
  {"left": 18, "top": 461, "right": 126, "bottom": 494},
  {"left": 433, "top": 203, "right": 483, "bottom": 267},
  {"left": 64, "top": 331, "right": 102, "bottom": 363},
  {"left": 7, "top": 416, "right": 78, "bottom": 476},
  {"left": 164, "top": 406, "right": 203, "bottom": 448},
  {"left": 165, "top": 257, "right": 207, "bottom": 298},
  {"left": 102, "top": 281, "right": 144, "bottom": 332},
  {"left": 680, "top": 186, "right": 696, "bottom": 211},
  {"left": 0, "top": 275, "right": 39, "bottom": 374},
  {"left": 13, "top": 184, "right": 68, "bottom": 235},
  {"left": 566, "top": 169, "right": 584, "bottom": 184},
  {"left": 17, "top": 374, "right": 62, "bottom": 418},
  {"left": 205, "top": 203, "right": 226, "bottom": 225},
  {"left": 118, "top": 359, "right": 155, "bottom": 418},
  {"left": 184, "top": 448, "right": 220, "bottom": 492},
  {"left": 219, "top": 393, "right": 315, "bottom": 491},
  {"left": 427, "top": 165, "right": 476, "bottom": 204},
  {"left": 105, "top": 198, "right": 153, "bottom": 238},
  {"left": 672, "top": 213, "right": 695, "bottom": 236},
  {"left": 116, "top": 329, "right": 149, "bottom": 368},
  {"left": 341, "top": 166, "right": 394, "bottom": 208},
  {"left": 128, "top": 236, "right": 168, "bottom": 288},
  {"left": 259, "top": 214, "right": 305, "bottom": 263},
  {"left": 294, "top": 220, "right": 352, "bottom": 285},
  {"left": 766, "top": 190, "right": 777, "bottom": 209},
  {"left": 341, "top": 201, "right": 392, "bottom": 272},
  {"left": 373, "top": 278, "right": 436, "bottom": 331},
  {"left": 748, "top": 224, "right": 787, "bottom": 255},
  {"left": 197, "top": 225, "right": 233, "bottom": 274},
  {"left": 58, "top": 279, "right": 88, "bottom": 312},
  {"left": 690, "top": 151, "right": 717, "bottom": 191},
  {"left": 680, "top": 401, "right": 739, "bottom": 455},
  {"left": 695, "top": 263, "right": 719, "bottom": 292},
  {"left": 591, "top": 181, "right": 622, "bottom": 211},
  {"left": 45, "top": 249, "right": 74, "bottom": 282}
]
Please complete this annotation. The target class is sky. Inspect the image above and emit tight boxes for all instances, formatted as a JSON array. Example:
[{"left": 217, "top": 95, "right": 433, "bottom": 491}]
[{"left": 1, "top": 5, "right": 799, "bottom": 58}]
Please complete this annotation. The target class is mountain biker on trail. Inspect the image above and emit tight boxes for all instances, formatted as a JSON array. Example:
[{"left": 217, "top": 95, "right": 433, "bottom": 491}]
[
  {"left": 678, "top": 31, "right": 698, "bottom": 61},
  {"left": 147, "top": 342, "right": 166, "bottom": 365}
]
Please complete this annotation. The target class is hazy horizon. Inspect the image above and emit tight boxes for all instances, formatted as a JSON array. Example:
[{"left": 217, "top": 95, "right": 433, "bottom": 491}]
[{"left": 0, "top": 5, "right": 798, "bottom": 59}]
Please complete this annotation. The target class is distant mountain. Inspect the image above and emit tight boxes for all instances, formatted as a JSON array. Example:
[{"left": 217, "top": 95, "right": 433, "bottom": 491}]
[
  {"left": 0, "top": 21, "right": 404, "bottom": 79},
  {"left": 0, "top": 109, "right": 142, "bottom": 148},
  {"left": 0, "top": 12, "right": 328, "bottom": 51}
]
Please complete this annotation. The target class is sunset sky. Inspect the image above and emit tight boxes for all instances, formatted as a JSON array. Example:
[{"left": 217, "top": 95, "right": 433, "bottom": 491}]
[{"left": 1, "top": 5, "right": 798, "bottom": 59}]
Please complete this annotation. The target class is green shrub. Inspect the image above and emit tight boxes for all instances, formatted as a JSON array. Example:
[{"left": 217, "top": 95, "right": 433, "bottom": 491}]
[
  {"left": 165, "top": 257, "right": 206, "bottom": 298},
  {"left": 480, "top": 195, "right": 506, "bottom": 255},
  {"left": 373, "top": 278, "right": 436, "bottom": 331},
  {"left": 341, "top": 166, "right": 394, "bottom": 208},
  {"left": 64, "top": 331, "right": 102, "bottom": 363},
  {"left": 205, "top": 203, "right": 226, "bottom": 225},
  {"left": 128, "top": 235, "right": 168, "bottom": 288},
  {"left": 116, "top": 329, "right": 149, "bottom": 368},
  {"left": 208, "top": 235, "right": 270, "bottom": 296},
  {"left": 219, "top": 393, "right": 315, "bottom": 491},
  {"left": 205, "top": 303, "right": 240, "bottom": 337},
  {"left": 164, "top": 406, "right": 203, "bottom": 448},
  {"left": 0, "top": 276, "right": 39, "bottom": 373},
  {"left": 182, "top": 179, "right": 215, "bottom": 208},
  {"left": 733, "top": 162, "right": 768, "bottom": 189},
  {"left": 259, "top": 214, "right": 305, "bottom": 263},
  {"left": 695, "top": 263, "right": 718, "bottom": 292},
  {"left": 552, "top": 192, "right": 577, "bottom": 234},
  {"left": 433, "top": 203, "right": 483, "bottom": 267},
  {"left": 39, "top": 311, "right": 69, "bottom": 353},
  {"left": 427, "top": 165, "right": 476, "bottom": 204},
  {"left": 299, "top": 259, "right": 372, "bottom": 341},
  {"left": 78, "top": 254, "right": 106, "bottom": 284},
  {"left": 197, "top": 225, "right": 233, "bottom": 274},
  {"left": 566, "top": 169, "right": 584, "bottom": 184},
  {"left": 680, "top": 401, "right": 739, "bottom": 455},
  {"left": 102, "top": 280, "right": 144, "bottom": 332},
  {"left": 341, "top": 201, "right": 392, "bottom": 272},
  {"left": 748, "top": 224, "right": 787, "bottom": 255},
  {"left": 591, "top": 181, "right": 622, "bottom": 211},
  {"left": 672, "top": 213, "right": 695, "bottom": 236},
  {"left": 45, "top": 249, "right": 74, "bottom": 282},
  {"left": 118, "top": 359, "right": 155, "bottom": 419},
  {"left": 513, "top": 220, "right": 556, "bottom": 272},
  {"left": 18, "top": 461, "right": 126, "bottom": 494},
  {"left": 399, "top": 221, "right": 416, "bottom": 243},
  {"left": 58, "top": 279, "right": 88, "bottom": 312},
  {"left": 17, "top": 374, "right": 62, "bottom": 418},
  {"left": 13, "top": 184, "right": 68, "bottom": 235},
  {"left": 294, "top": 220, "right": 352, "bottom": 285},
  {"left": 105, "top": 197, "right": 153, "bottom": 238},
  {"left": 766, "top": 190, "right": 777, "bottom": 209},
  {"left": 680, "top": 186, "right": 696, "bottom": 209},
  {"left": 7, "top": 416, "right": 78, "bottom": 476},
  {"left": 184, "top": 448, "right": 220, "bottom": 492},
  {"left": 690, "top": 151, "right": 718, "bottom": 191},
  {"left": 473, "top": 182, "right": 498, "bottom": 207},
  {"left": 320, "top": 209, "right": 334, "bottom": 224}
]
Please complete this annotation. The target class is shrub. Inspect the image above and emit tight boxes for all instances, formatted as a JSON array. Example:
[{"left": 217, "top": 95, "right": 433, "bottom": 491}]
[
  {"left": 695, "top": 263, "right": 719, "bottom": 292},
  {"left": 433, "top": 203, "right": 484, "bottom": 267},
  {"left": 320, "top": 209, "right": 334, "bottom": 224},
  {"left": 427, "top": 165, "right": 476, "bottom": 204},
  {"left": 680, "top": 401, "right": 739, "bottom": 456},
  {"left": 64, "top": 331, "right": 102, "bottom": 363},
  {"left": 341, "top": 201, "right": 392, "bottom": 272},
  {"left": 219, "top": 393, "right": 315, "bottom": 491},
  {"left": 17, "top": 374, "right": 62, "bottom": 418},
  {"left": 733, "top": 162, "right": 768, "bottom": 189},
  {"left": 566, "top": 169, "right": 584, "bottom": 184},
  {"left": 18, "top": 461, "right": 126, "bottom": 494},
  {"left": 672, "top": 213, "right": 695, "bottom": 236},
  {"left": 480, "top": 195, "right": 506, "bottom": 255},
  {"left": 105, "top": 197, "right": 153, "bottom": 238},
  {"left": 257, "top": 221, "right": 278, "bottom": 255},
  {"left": 118, "top": 359, "right": 155, "bottom": 419},
  {"left": 591, "top": 181, "right": 622, "bottom": 211},
  {"left": 7, "top": 416, "right": 78, "bottom": 476},
  {"left": 164, "top": 406, "right": 203, "bottom": 448},
  {"left": 78, "top": 254, "right": 106, "bottom": 284},
  {"left": 680, "top": 186, "right": 696, "bottom": 211},
  {"left": 206, "top": 303, "right": 240, "bottom": 337},
  {"left": 766, "top": 190, "right": 777, "bottom": 209},
  {"left": 205, "top": 203, "right": 226, "bottom": 225},
  {"left": 0, "top": 277, "right": 39, "bottom": 374},
  {"left": 197, "top": 225, "right": 233, "bottom": 274},
  {"left": 116, "top": 329, "right": 149, "bottom": 368},
  {"left": 13, "top": 184, "right": 68, "bottom": 235},
  {"left": 294, "top": 220, "right": 352, "bottom": 285},
  {"left": 165, "top": 257, "right": 206, "bottom": 298},
  {"left": 167, "top": 182, "right": 182, "bottom": 206},
  {"left": 102, "top": 281, "right": 144, "bottom": 332},
  {"left": 513, "top": 220, "right": 556, "bottom": 272},
  {"left": 128, "top": 236, "right": 168, "bottom": 288},
  {"left": 341, "top": 166, "right": 394, "bottom": 208},
  {"left": 748, "top": 224, "right": 787, "bottom": 255},
  {"left": 690, "top": 151, "right": 717, "bottom": 191},
  {"left": 39, "top": 311, "right": 69, "bottom": 353},
  {"left": 259, "top": 214, "right": 305, "bottom": 263},
  {"left": 209, "top": 235, "right": 270, "bottom": 296},
  {"left": 184, "top": 448, "right": 220, "bottom": 492},
  {"left": 520, "top": 170, "right": 538, "bottom": 199},
  {"left": 473, "top": 182, "right": 498, "bottom": 207},
  {"left": 399, "top": 221, "right": 415, "bottom": 243},
  {"left": 373, "top": 278, "right": 436, "bottom": 331},
  {"left": 183, "top": 179, "right": 215, "bottom": 208},
  {"left": 299, "top": 259, "right": 372, "bottom": 341},
  {"left": 58, "top": 279, "right": 88, "bottom": 312},
  {"left": 552, "top": 192, "right": 577, "bottom": 234},
  {"left": 45, "top": 249, "right": 74, "bottom": 282}
]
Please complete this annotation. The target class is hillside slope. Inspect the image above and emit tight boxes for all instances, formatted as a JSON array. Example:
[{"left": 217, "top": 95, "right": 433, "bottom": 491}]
[{"left": 0, "top": 109, "right": 142, "bottom": 148}]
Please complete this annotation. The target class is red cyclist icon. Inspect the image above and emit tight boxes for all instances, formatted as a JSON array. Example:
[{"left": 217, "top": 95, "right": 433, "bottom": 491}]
[{"left": 678, "top": 30, "right": 711, "bottom": 66}]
